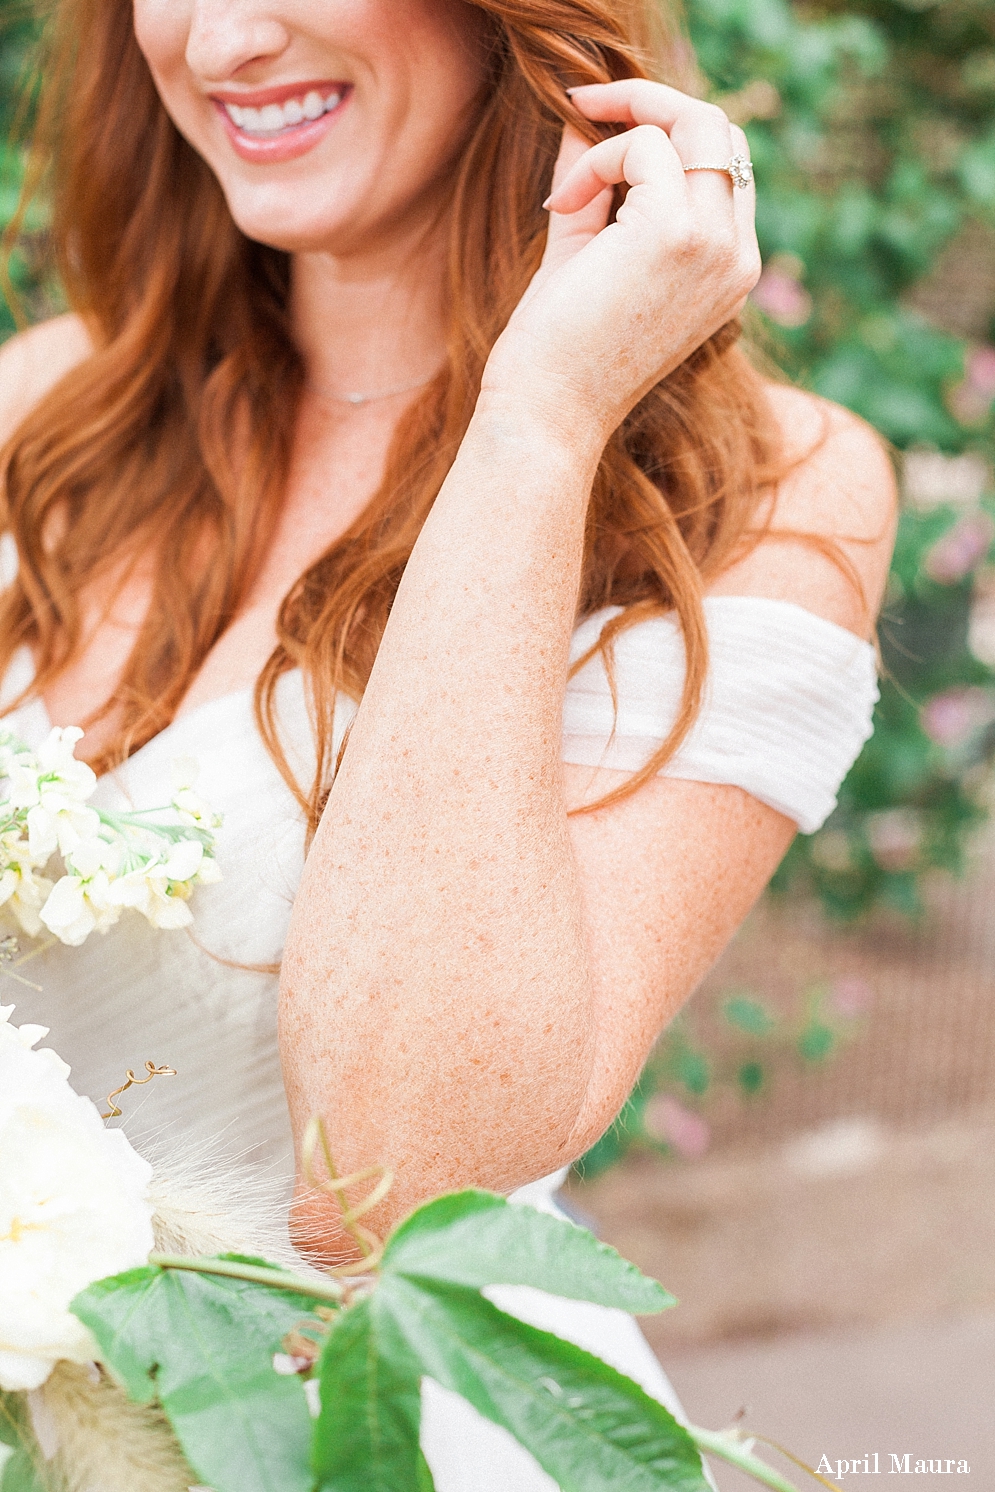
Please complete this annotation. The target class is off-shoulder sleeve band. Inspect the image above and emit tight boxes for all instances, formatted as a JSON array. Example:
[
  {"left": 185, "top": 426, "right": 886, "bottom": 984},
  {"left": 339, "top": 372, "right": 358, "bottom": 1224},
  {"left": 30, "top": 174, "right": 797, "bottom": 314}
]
[{"left": 561, "top": 597, "right": 879, "bottom": 834}]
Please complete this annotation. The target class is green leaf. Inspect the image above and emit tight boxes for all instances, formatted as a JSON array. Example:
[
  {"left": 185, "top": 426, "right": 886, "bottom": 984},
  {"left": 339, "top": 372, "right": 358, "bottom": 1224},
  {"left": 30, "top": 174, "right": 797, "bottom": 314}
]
[
  {"left": 737, "top": 1061, "right": 765, "bottom": 1095},
  {"left": 959, "top": 134, "right": 995, "bottom": 206},
  {"left": 72, "top": 1260, "right": 326, "bottom": 1492},
  {"left": 317, "top": 1278, "right": 709, "bottom": 1492},
  {"left": 723, "top": 996, "right": 777, "bottom": 1037},
  {"left": 0, "top": 1448, "right": 45, "bottom": 1492},
  {"left": 0, "top": 1395, "right": 45, "bottom": 1492},
  {"left": 312, "top": 1294, "right": 424, "bottom": 1492},
  {"left": 416, "top": 1448, "right": 437, "bottom": 1490},
  {"left": 673, "top": 1047, "right": 711, "bottom": 1096},
  {"left": 315, "top": 1193, "right": 698, "bottom": 1492},
  {"left": 798, "top": 1023, "right": 836, "bottom": 1062},
  {"left": 382, "top": 1191, "right": 674, "bottom": 1314}
]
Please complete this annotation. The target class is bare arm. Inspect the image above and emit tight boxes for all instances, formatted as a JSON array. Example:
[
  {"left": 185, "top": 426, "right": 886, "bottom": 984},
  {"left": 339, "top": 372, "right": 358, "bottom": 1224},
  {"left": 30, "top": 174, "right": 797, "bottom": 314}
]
[{"left": 279, "top": 83, "right": 895, "bottom": 1249}]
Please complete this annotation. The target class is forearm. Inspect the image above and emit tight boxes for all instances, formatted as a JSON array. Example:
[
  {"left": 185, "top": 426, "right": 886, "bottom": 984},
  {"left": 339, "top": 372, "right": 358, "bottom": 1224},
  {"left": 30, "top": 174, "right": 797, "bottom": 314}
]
[{"left": 279, "top": 395, "right": 606, "bottom": 1226}]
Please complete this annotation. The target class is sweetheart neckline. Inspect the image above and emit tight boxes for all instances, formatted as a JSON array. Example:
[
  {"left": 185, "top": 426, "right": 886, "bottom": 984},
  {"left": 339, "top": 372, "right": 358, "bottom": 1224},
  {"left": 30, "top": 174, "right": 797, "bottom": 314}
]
[{"left": 13, "top": 649, "right": 302, "bottom": 783}]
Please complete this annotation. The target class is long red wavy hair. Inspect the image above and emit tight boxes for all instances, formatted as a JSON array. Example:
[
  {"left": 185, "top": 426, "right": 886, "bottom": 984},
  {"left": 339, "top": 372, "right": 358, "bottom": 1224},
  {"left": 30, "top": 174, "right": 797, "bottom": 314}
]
[{"left": 1, "top": 0, "right": 785, "bottom": 831}]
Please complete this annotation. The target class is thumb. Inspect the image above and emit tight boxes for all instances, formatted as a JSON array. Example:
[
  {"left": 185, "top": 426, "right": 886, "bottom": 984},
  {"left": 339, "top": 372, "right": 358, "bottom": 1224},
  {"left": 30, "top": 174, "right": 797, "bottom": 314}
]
[{"left": 541, "top": 124, "right": 613, "bottom": 263}]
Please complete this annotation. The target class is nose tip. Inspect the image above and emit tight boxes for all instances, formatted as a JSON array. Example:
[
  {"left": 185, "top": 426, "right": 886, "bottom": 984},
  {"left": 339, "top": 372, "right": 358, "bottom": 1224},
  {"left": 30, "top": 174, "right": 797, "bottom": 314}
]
[{"left": 185, "top": 7, "right": 291, "bottom": 82}]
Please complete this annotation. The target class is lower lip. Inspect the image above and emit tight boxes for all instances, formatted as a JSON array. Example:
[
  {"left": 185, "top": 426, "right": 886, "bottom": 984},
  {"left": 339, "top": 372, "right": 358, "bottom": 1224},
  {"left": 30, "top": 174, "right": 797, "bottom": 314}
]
[{"left": 214, "top": 92, "right": 351, "bottom": 165}]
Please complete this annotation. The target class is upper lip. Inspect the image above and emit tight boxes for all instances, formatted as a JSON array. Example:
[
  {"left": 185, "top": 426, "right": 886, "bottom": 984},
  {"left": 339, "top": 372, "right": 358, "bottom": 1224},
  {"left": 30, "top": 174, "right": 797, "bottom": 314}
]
[{"left": 209, "top": 80, "right": 349, "bottom": 109}]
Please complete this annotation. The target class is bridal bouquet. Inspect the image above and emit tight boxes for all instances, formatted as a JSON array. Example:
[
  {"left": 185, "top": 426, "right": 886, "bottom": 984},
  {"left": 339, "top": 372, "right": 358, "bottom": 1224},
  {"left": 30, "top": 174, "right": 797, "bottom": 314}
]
[
  {"left": 0, "top": 1006, "right": 825, "bottom": 1492},
  {"left": 0, "top": 727, "right": 221, "bottom": 947}
]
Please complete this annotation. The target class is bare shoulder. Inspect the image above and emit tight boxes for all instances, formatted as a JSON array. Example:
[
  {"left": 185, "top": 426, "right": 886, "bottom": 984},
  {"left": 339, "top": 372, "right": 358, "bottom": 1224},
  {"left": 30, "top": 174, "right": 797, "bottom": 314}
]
[
  {"left": 708, "top": 382, "right": 898, "bottom": 636},
  {"left": 0, "top": 313, "right": 94, "bottom": 446},
  {"left": 764, "top": 382, "right": 897, "bottom": 539}
]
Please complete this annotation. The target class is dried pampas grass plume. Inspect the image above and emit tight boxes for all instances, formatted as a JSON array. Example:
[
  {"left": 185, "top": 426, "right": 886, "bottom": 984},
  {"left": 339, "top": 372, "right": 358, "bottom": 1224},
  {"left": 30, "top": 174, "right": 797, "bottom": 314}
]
[{"left": 30, "top": 1363, "right": 196, "bottom": 1492}]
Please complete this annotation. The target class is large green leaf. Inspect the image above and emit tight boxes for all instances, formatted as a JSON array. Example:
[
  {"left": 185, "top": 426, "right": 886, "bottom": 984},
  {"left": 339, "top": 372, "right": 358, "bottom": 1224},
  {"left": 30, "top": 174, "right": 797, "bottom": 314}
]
[
  {"left": 72, "top": 1260, "right": 326, "bottom": 1492},
  {"left": 315, "top": 1191, "right": 703, "bottom": 1492},
  {"left": 381, "top": 1190, "right": 675, "bottom": 1312},
  {"left": 316, "top": 1276, "right": 708, "bottom": 1492}
]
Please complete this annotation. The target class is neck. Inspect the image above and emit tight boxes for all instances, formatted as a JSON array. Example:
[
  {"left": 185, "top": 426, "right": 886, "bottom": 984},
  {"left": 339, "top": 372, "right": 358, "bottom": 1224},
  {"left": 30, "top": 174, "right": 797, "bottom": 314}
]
[{"left": 290, "top": 226, "right": 448, "bottom": 401}]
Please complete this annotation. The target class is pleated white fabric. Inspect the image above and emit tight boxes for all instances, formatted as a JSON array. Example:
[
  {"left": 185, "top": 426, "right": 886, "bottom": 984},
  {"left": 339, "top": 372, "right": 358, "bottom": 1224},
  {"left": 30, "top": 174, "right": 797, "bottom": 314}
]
[
  {"left": 563, "top": 598, "right": 879, "bottom": 834},
  {"left": 0, "top": 580, "right": 875, "bottom": 1490}
]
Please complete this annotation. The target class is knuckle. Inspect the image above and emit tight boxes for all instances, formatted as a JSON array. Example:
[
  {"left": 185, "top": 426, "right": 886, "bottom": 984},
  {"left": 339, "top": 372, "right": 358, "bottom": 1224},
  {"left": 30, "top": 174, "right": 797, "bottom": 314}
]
[
  {"left": 696, "top": 100, "right": 731, "bottom": 131},
  {"left": 734, "top": 245, "right": 762, "bottom": 294},
  {"left": 678, "top": 218, "right": 707, "bottom": 254},
  {"left": 711, "top": 226, "right": 740, "bottom": 268},
  {"left": 742, "top": 249, "right": 763, "bottom": 291}
]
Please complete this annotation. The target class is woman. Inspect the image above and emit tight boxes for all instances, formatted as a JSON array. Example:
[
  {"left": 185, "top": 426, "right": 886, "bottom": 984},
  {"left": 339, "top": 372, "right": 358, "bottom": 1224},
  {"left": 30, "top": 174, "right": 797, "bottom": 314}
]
[{"left": 0, "top": 0, "right": 895, "bottom": 1483}]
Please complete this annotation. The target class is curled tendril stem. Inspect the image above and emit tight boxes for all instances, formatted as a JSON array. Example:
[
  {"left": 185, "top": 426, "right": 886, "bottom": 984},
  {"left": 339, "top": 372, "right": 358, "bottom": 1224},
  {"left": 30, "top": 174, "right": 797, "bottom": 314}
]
[
  {"left": 302, "top": 1115, "right": 395, "bottom": 1277},
  {"left": 102, "top": 1061, "right": 177, "bottom": 1120}
]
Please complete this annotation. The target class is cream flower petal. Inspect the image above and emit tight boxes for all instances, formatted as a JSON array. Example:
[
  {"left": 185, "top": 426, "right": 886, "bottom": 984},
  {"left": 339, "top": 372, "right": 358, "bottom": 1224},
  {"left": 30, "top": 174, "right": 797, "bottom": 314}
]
[
  {"left": 0, "top": 1015, "right": 154, "bottom": 1392},
  {"left": 39, "top": 876, "right": 97, "bottom": 948},
  {"left": 162, "top": 840, "right": 204, "bottom": 883}
]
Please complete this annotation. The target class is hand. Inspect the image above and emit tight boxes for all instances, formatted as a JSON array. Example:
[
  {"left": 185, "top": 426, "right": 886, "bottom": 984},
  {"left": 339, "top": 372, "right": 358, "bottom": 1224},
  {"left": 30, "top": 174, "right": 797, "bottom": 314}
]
[{"left": 481, "top": 80, "right": 761, "bottom": 447}]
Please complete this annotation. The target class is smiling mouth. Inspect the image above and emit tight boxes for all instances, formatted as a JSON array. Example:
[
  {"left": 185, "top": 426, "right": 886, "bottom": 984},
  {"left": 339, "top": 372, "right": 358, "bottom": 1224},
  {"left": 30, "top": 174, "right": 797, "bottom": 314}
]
[{"left": 220, "top": 87, "right": 348, "bottom": 139}]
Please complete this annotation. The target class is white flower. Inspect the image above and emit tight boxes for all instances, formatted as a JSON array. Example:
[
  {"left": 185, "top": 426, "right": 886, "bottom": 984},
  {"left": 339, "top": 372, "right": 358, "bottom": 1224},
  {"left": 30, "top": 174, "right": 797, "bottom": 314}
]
[
  {"left": 162, "top": 839, "right": 205, "bottom": 883},
  {"left": 0, "top": 729, "right": 221, "bottom": 945},
  {"left": 7, "top": 729, "right": 101, "bottom": 862},
  {"left": 0, "top": 832, "right": 54, "bottom": 938},
  {"left": 106, "top": 839, "right": 221, "bottom": 932},
  {"left": 36, "top": 727, "right": 98, "bottom": 797},
  {"left": 39, "top": 873, "right": 121, "bottom": 948},
  {"left": 0, "top": 1006, "right": 154, "bottom": 1392},
  {"left": 170, "top": 757, "right": 223, "bottom": 830},
  {"left": 108, "top": 863, "right": 194, "bottom": 932}
]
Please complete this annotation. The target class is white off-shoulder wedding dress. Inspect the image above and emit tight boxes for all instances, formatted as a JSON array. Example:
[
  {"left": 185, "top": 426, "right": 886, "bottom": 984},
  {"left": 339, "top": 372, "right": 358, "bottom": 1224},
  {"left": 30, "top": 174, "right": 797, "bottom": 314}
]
[{"left": 0, "top": 586, "right": 878, "bottom": 1490}]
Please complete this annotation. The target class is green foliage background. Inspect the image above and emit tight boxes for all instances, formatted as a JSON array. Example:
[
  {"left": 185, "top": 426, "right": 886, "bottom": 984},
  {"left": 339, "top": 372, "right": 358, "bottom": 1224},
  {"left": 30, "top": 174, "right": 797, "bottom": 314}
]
[{"left": 692, "top": 0, "right": 995, "bottom": 920}]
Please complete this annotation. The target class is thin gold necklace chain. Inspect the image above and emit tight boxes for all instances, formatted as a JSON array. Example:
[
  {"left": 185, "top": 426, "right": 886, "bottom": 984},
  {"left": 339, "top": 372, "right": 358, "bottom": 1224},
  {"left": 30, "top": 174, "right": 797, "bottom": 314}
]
[{"left": 306, "top": 371, "right": 439, "bottom": 407}]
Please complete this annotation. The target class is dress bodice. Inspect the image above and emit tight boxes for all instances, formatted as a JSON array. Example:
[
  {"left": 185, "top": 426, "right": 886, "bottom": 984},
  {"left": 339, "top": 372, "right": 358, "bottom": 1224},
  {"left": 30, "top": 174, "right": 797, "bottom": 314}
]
[
  {"left": 0, "top": 597, "right": 878, "bottom": 1207},
  {"left": 1, "top": 653, "right": 319, "bottom": 1191}
]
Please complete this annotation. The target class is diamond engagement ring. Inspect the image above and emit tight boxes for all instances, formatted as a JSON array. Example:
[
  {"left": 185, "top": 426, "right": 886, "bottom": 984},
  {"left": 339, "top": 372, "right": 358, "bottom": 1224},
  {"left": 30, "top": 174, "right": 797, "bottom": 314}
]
[{"left": 683, "top": 153, "right": 754, "bottom": 189}]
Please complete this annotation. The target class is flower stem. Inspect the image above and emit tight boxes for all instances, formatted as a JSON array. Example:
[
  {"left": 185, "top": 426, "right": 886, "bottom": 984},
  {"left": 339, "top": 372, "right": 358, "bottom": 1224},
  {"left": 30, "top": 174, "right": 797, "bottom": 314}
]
[
  {"left": 148, "top": 1253, "right": 345, "bottom": 1305},
  {"left": 688, "top": 1426, "right": 810, "bottom": 1492}
]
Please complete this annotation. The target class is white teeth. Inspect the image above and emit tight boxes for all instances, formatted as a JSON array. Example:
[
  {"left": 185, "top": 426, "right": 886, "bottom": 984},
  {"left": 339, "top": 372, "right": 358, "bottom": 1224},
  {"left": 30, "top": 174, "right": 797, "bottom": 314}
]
[{"left": 225, "top": 90, "right": 343, "bottom": 134}]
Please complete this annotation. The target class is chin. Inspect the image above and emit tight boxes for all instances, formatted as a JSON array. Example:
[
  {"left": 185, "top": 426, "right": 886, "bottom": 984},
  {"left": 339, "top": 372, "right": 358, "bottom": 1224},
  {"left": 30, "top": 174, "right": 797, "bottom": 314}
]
[{"left": 217, "top": 177, "right": 373, "bottom": 256}]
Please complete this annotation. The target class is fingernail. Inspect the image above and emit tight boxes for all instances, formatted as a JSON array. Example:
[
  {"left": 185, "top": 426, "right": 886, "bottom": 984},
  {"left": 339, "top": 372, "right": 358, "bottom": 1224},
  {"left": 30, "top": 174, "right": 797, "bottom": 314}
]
[{"left": 541, "top": 195, "right": 553, "bottom": 210}]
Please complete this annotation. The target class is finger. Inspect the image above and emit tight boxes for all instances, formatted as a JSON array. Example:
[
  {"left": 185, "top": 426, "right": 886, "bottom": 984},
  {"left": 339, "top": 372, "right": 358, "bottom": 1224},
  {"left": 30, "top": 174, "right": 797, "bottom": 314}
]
[
  {"left": 729, "top": 123, "right": 757, "bottom": 232},
  {"left": 568, "top": 78, "right": 725, "bottom": 137},
  {"left": 569, "top": 80, "right": 736, "bottom": 212},
  {"left": 567, "top": 79, "right": 705, "bottom": 129},
  {"left": 729, "top": 123, "right": 760, "bottom": 298},
  {"left": 548, "top": 122, "right": 592, "bottom": 196},
  {"left": 541, "top": 124, "right": 615, "bottom": 261},
  {"left": 545, "top": 124, "right": 685, "bottom": 219}
]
